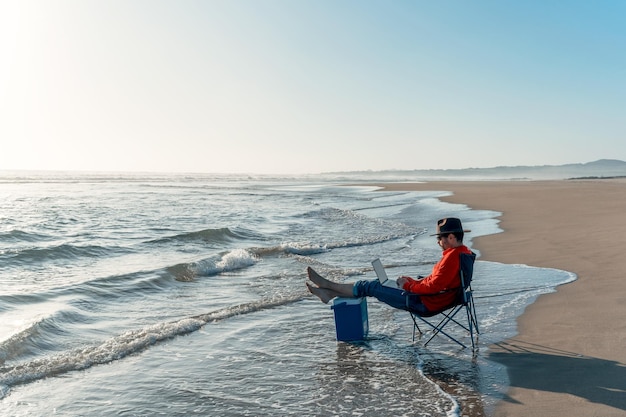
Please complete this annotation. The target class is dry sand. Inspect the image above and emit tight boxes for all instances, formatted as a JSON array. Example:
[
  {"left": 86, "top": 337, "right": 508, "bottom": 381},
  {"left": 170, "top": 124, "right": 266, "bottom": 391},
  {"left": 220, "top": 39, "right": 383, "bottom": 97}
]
[{"left": 377, "top": 180, "right": 626, "bottom": 417}]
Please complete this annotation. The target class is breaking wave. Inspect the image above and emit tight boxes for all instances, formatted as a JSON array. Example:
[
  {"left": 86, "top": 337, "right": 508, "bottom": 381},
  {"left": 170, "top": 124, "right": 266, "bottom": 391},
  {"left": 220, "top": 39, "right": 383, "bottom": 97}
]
[
  {"left": 0, "top": 293, "right": 306, "bottom": 399},
  {"left": 147, "top": 227, "right": 252, "bottom": 245},
  {"left": 167, "top": 249, "right": 260, "bottom": 282}
]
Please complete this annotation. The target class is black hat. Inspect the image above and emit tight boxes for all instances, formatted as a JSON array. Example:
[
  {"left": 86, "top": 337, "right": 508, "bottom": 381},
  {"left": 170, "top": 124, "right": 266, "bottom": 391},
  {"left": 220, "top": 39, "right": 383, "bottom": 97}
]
[{"left": 430, "top": 217, "right": 471, "bottom": 236}]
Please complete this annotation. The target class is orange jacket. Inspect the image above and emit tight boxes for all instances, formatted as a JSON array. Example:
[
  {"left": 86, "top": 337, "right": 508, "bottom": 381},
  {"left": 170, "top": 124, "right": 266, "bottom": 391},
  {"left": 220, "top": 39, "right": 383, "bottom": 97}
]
[{"left": 402, "top": 245, "right": 472, "bottom": 312}]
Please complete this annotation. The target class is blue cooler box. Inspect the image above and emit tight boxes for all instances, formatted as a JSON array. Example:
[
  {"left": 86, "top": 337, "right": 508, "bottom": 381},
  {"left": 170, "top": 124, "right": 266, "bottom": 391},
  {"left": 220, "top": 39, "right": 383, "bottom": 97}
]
[{"left": 331, "top": 297, "right": 369, "bottom": 341}]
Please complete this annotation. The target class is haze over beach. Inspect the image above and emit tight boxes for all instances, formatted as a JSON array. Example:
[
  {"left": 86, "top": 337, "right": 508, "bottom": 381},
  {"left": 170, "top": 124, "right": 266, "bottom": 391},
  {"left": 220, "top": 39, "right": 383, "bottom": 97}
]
[{"left": 1, "top": 0, "right": 625, "bottom": 175}]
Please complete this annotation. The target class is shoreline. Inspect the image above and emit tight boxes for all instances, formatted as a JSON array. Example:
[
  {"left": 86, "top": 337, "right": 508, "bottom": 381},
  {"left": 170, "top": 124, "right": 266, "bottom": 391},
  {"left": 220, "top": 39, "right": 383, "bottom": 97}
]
[{"left": 375, "top": 179, "right": 626, "bottom": 417}]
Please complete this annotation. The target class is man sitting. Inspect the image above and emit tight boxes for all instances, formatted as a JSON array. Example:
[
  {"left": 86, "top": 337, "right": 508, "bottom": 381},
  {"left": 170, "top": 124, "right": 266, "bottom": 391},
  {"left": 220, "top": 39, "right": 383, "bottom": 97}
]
[{"left": 306, "top": 217, "right": 473, "bottom": 315}]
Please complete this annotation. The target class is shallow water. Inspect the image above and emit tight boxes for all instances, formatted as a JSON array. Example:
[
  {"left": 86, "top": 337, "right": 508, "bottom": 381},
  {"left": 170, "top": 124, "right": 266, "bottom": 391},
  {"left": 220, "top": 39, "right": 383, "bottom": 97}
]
[{"left": 0, "top": 172, "right": 574, "bottom": 416}]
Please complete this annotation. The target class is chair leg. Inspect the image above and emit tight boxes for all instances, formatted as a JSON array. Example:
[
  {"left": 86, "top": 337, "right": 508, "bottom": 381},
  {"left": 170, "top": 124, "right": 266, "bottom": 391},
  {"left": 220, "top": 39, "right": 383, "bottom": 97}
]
[
  {"left": 424, "top": 309, "right": 467, "bottom": 348},
  {"left": 471, "top": 301, "right": 480, "bottom": 334},
  {"left": 412, "top": 308, "right": 468, "bottom": 349},
  {"left": 410, "top": 313, "right": 424, "bottom": 342},
  {"left": 410, "top": 303, "right": 479, "bottom": 350},
  {"left": 465, "top": 301, "right": 479, "bottom": 351}
]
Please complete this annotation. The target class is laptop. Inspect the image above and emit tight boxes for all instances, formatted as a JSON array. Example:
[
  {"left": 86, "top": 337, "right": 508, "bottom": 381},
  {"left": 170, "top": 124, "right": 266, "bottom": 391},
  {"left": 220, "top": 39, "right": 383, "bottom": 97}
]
[{"left": 372, "top": 258, "right": 398, "bottom": 288}]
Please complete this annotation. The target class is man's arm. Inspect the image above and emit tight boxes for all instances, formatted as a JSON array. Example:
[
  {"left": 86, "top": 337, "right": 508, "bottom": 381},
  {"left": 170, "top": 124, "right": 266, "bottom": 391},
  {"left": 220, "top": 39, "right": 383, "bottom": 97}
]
[{"left": 401, "top": 249, "right": 461, "bottom": 294}]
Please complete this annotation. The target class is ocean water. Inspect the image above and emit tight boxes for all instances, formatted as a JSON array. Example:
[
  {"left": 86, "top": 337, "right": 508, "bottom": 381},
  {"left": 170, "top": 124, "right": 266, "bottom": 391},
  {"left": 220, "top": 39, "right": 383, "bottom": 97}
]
[{"left": 0, "top": 172, "right": 574, "bottom": 416}]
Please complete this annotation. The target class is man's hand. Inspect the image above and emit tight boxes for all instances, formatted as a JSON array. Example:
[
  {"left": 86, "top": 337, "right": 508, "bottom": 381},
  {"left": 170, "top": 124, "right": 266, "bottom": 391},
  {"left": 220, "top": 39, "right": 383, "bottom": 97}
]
[{"left": 397, "top": 276, "right": 412, "bottom": 289}]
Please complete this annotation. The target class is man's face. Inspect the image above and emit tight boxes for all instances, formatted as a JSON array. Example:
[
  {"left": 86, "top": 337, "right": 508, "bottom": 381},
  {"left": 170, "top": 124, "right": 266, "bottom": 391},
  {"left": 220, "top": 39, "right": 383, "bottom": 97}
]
[{"left": 437, "top": 233, "right": 453, "bottom": 250}]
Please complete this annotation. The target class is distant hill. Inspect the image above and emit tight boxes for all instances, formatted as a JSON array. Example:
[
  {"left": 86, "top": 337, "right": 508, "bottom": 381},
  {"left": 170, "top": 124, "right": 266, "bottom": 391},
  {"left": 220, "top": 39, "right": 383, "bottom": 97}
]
[{"left": 324, "top": 159, "right": 626, "bottom": 181}]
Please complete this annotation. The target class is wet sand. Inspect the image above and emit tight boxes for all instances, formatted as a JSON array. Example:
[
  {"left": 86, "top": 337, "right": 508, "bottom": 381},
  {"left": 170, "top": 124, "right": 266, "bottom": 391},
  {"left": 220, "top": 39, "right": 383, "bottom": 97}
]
[{"left": 377, "top": 180, "right": 626, "bottom": 417}]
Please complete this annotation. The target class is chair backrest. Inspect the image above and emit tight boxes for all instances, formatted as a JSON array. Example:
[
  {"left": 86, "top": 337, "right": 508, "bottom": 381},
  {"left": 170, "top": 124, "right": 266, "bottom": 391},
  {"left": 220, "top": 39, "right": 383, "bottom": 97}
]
[{"left": 459, "top": 252, "right": 477, "bottom": 303}]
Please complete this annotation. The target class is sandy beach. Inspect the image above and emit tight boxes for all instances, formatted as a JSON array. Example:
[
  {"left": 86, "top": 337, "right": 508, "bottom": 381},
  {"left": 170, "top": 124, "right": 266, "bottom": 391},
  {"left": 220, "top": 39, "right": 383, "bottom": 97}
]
[{"left": 377, "top": 180, "right": 626, "bottom": 417}]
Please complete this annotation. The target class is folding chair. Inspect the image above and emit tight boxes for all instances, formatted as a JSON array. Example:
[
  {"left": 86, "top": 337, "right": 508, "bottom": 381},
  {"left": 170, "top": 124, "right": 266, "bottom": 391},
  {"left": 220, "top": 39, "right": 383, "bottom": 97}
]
[{"left": 408, "top": 252, "right": 479, "bottom": 350}]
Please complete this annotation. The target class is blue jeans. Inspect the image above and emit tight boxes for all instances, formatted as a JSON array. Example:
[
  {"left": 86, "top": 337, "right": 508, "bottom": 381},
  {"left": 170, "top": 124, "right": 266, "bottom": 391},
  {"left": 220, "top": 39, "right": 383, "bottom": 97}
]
[{"left": 352, "top": 280, "right": 429, "bottom": 315}]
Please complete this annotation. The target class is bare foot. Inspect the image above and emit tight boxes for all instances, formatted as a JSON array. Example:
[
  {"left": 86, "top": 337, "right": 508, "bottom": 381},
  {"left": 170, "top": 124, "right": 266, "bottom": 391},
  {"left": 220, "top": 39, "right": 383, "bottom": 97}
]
[
  {"left": 307, "top": 267, "right": 332, "bottom": 289},
  {"left": 306, "top": 282, "right": 335, "bottom": 304}
]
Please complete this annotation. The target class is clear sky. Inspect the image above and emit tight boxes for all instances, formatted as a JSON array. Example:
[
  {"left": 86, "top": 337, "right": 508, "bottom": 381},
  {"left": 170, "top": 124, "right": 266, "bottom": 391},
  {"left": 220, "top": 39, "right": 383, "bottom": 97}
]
[{"left": 1, "top": 1, "right": 625, "bottom": 175}]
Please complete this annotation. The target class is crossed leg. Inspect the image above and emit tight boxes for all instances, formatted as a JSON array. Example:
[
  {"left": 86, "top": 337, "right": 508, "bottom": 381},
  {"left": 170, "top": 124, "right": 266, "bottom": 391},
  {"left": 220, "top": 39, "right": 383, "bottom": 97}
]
[{"left": 306, "top": 267, "right": 354, "bottom": 303}]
